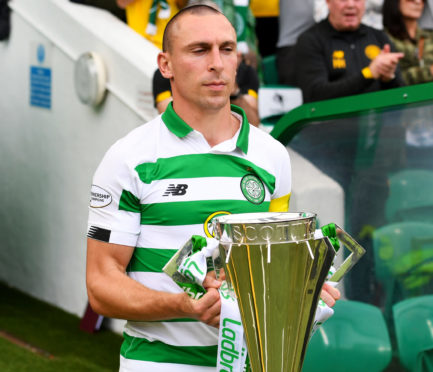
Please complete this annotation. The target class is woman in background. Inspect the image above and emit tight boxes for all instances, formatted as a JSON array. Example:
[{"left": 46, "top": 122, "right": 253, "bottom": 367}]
[{"left": 383, "top": 0, "right": 433, "bottom": 84}]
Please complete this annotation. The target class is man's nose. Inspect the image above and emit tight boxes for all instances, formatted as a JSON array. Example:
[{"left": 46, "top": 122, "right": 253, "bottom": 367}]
[{"left": 208, "top": 48, "right": 224, "bottom": 72}]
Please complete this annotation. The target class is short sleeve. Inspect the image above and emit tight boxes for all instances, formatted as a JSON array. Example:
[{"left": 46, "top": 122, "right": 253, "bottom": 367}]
[{"left": 87, "top": 143, "right": 142, "bottom": 247}]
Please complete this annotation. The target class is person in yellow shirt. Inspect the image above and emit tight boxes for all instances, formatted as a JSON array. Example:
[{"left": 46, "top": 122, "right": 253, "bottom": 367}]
[
  {"left": 250, "top": 0, "right": 279, "bottom": 57},
  {"left": 117, "top": 0, "right": 184, "bottom": 50}
]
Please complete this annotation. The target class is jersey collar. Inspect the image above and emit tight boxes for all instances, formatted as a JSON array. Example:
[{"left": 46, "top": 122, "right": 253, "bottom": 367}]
[{"left": 162, "top": 102, "right": 250, "bottom": 154}]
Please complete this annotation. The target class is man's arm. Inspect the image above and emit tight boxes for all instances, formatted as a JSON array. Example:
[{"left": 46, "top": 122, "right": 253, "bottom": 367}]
[{"left": 86, "top": 238, "right": 221, "bottom": 326}]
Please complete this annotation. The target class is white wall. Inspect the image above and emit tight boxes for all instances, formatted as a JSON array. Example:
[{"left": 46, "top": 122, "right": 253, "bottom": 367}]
[{"left": 0, "top": 0, "right": 159, "bottom": 322}]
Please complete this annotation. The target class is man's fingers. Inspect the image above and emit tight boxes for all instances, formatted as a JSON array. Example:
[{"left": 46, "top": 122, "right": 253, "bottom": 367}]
[
  {"left": 321, "top": 283, "right": 341, "bottom": 307},
  {"left": 218, "top": 268, "right": 226, "bottom": 281},
  {"left": 382, "top": 43, "right": 391, "bottom": 53},
  {"left": 202, "top": 272, "right": 221, "bottom": 290},
  {"left": 194, "top": 288, "right": 221, "bottom": 327}
]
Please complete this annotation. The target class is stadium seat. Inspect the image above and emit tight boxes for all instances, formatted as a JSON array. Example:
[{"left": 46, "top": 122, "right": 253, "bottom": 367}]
[
  {"left": 393, "top": 295, "right": 433, "bottom": 371},
  {"left": 372, "top": 222, "right": 433, "bottom": 320},
  {"left": 302, "top": 300, "right": 392, "bottom": 372},
  {"left": 262, "top": 54, "right": 279, "bottom": 85},
  {"left": 385, "top": 169, "right": 433, "bottom": 223}
]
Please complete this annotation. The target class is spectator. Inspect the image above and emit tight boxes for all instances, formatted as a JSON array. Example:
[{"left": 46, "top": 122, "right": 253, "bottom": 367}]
[
  {"left": 315, "top": 0, "right": 385, "bottom": 29},
  {"left": 383, "top": 0, "right": 433, "bottom": 85},
  {"left": 250, "top": 0, "right": 279, "bottom": 57},
  {"left": 295, "top": 0, "right": 405, "bottom": 103},
  {"left": 152, "top": 52, "right": 260, "bottom": 126},
  {"left": 276, "top": 0, "right": 316, "bottom": 86},
  {"left": 117, "top": 0, "right": 181, "bottom": 50}
]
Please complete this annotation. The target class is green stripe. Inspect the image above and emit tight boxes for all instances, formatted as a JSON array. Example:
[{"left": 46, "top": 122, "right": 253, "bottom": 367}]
[
  {"left": 127, "top": 247, "right": 177, "bottom": 272},
  {"left": 159, "top": 318, "right": 198, "bottom": 323},
  {"left": 119, "top": 190, "right": 141, "bottom": 213},
  {"left": 231, "top": 104, "right": 250, "bottom": 154},
  {"left": 121, "top": 332, "right": 217, "bottom": 366},
  {"left": 162, "top": 102, "right": 193, "bottom": 138},
  {"left": 140, "top": 199, "right": 270, "bottom": 225},
  {"left": 134, "top": 153, "right": 276, "bottom": 194},
  {"left": 126, "top": 248, "right": 199, "bottom": 323}
]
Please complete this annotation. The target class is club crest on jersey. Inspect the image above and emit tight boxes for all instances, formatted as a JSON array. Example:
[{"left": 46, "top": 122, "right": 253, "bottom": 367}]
[
  {"left": 240, "top": 174, "right": 265, "bottom": 204},
  {"left": 204, "top": 211, "right": 231, "bottom": 238}
]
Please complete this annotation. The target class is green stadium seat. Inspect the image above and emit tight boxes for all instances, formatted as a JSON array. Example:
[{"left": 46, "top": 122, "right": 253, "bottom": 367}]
[
  {"left": 385, "top": 169, "right": 433, "bottom": 224},
  {"left": 302, "top": 300, "right": 392, "bottom": 372},
  {"left": 262, "top": 54, "right": 279, "bottom": 85},
  {"left": 393, "top": 295, "right": 433, "bottom": 371},
  {"left": 372, "top": 222, "right": 433, "bottom": 321}
]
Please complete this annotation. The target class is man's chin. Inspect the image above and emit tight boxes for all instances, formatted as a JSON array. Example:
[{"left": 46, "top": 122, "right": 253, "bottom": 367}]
[
  {"left": 200, "top": 96, "right": 230, "bottom": 111},
  {"left": 342, "top": 21, "right": 361, "bottom": 31}
]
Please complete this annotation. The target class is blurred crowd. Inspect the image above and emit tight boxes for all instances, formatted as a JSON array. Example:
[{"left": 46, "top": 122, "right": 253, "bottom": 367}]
[{"left": 64, "top": 0, "right": 433, "bottom": 112}]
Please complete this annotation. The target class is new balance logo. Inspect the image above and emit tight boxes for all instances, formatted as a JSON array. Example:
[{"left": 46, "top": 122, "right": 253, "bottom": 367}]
[{"left": 163, "top": 184, "right": 188, "bottom": 196}]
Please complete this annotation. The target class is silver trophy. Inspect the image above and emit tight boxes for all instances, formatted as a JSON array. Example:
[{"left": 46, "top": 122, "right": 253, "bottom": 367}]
[{"left": 212, "top": 212, "right": 365, "bottom": 372}]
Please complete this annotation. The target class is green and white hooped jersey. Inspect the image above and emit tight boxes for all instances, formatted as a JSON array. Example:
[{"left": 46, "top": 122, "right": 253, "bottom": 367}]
[{"left": 87, "top": 103, "right": 291, "bottom": 371}]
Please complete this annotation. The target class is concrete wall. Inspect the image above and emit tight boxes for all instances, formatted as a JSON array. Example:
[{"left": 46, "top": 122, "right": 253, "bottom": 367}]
[{"left": 0, "top": 0, "right": 158, "bottom": 324}]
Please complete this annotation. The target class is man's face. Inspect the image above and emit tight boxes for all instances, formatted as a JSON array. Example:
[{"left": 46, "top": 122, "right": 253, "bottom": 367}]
[
  {"left": 327, "top": 0, "right": 365, "bottom": 31},
  {"left": 162, "top": 12, "right": 238, "bottom": 112}
]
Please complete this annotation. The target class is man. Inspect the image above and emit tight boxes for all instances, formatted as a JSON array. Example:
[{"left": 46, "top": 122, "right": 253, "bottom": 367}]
[
  {"left": 86, "top": 5, "right": 339, "bottom": 371},
  {"left": 295, "top": 0, "right": 405, "bottom": 103}
]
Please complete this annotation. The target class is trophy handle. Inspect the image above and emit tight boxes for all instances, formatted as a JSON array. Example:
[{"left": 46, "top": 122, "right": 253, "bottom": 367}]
[{"left": 328, "top": 225, "right": 366, "bottom": 283}]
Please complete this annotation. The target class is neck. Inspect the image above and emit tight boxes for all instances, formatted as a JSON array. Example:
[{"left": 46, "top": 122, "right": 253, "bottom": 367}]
[
  {"left": 172, "top": 100, "right": 240, "bottom": 147},
  {"left": 405, "top": 19, "right": 418, "bottom": 39}
]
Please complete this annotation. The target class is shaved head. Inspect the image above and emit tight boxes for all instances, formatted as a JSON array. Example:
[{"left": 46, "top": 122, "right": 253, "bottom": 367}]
[{"left": 162, "top": 4, "right": 231, "bottom": 52}]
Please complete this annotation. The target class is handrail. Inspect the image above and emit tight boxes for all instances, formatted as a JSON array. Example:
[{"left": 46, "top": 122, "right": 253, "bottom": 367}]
[{"left": 270, "top": 82, "right": 433, "bottom": 145}]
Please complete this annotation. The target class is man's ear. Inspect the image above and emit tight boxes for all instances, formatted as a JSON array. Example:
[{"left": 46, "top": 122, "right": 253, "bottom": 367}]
[{"left": 157, "top": 52, "right": 173, "bottom": 79}]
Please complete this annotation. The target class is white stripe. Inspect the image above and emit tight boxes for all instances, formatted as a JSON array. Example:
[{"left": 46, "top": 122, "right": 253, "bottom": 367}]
[
  {"left": 144, "top": 177, "right": 270, "bottom": 204},
  {"left": 120, "top": 356, "right": 216, "bottom": 372},
  {"left": 124, "top": 320, "right": 218, "bottom": 347},
  {"left": 128, "top": 272, "right": 183, "bottom": 293},
  {"left": 136, "top": 224, "right": 204, "bottom": 248}
]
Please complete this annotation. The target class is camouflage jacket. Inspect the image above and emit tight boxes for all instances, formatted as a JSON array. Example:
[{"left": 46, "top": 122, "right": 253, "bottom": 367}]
[{"left": 387, "top": 27, "right": 433, "bottom": 85}]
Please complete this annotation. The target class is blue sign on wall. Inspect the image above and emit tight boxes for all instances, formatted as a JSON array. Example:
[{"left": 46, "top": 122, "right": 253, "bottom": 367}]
[
  {"left": 30, "top": 43, "right": 52, "bottom": 109},
  {"left": 30, "top": 66, "right": 51, "bottom": 109}
]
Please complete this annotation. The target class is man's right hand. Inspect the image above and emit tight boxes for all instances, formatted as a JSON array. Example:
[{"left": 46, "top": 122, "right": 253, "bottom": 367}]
[
  {"left": 369, "top": 44, "right": 404, "bottom": 82},
  {"left": 185, "top": 288, "right": 221, "bottom": 328}
]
